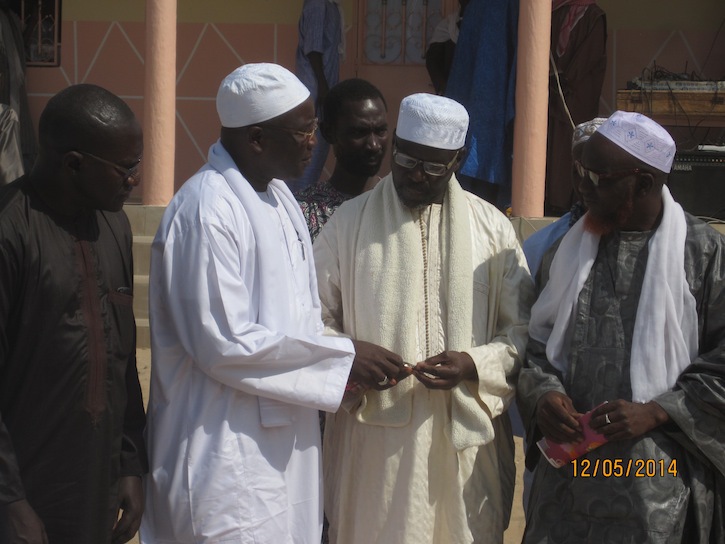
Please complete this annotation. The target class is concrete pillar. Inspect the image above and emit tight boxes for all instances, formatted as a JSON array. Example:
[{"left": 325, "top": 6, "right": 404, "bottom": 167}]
[
  {"left": 510, "top": 0, "right": 550, "bottom": 217},
  {"left": 143, "top": 0, "right": 177, "bottom": 205}
]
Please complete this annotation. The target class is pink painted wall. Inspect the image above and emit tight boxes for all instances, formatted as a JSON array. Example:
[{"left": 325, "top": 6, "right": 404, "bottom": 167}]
[
  {"left": 23, "top": 12, "right": 436, "bottom": 199},
  {"left": 25, "top": 20, "right": 304, "bottom": 199},
  {"left": 21, "top": 1, "right": 725, "bottom": 200}
]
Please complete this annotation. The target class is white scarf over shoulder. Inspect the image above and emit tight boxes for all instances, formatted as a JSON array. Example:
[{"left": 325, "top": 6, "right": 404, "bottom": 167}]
[
  {"left": 207, "top": 141, "right": 321, "bottom": 334},
  {"left": 346, "top": 174, "right": 491, "bottom": 450},
  {"left": 528, "top": 186, "right": 698, "bottom": 402}
]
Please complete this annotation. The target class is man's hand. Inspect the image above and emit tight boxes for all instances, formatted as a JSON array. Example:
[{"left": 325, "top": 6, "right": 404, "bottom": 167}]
[
  {"left": 536, "top": 391, "right": 583, "bottom": 443},
  {"left": 112, "top": 476, "right": 144, "bottom": 544},
  {"left": 350, "top": 340, "right": 412, "bottom": 390},
  {"left": 413, "top": 351, "right": 477, "bottom": 390},
  {"left": 0, "top": 499, "right": 48, "bottom": 544},
  {"left": 590, "top": 400, "right": 669, "bottom": 441}
]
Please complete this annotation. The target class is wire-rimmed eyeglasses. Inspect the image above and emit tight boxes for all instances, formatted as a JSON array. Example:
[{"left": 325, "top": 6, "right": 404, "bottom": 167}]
[
  {"left": 392, "top": 147, "right": 459, "bottom": 176},
  {"left": 263, "top": 118, "right": 319, "bottom": 144},
  {"left": 77, "top": 150, "right": 142, "bottom": 184}
]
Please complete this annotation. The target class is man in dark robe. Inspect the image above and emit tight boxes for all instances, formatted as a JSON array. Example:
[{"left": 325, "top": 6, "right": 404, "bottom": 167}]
[
  {"left": 545, "top": 0, "right": 607, "bottom": 215},
  {"left": 0, "top": 84, "right": 147, "bottom": 544},
  {"left": 519, "top": 111, "right": 725, "bottom": 543}
]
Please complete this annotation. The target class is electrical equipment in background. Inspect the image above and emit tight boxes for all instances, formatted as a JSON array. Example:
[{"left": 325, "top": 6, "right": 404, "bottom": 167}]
[{"left": 669, "top": 147, "right": 725, "bottom": 221}]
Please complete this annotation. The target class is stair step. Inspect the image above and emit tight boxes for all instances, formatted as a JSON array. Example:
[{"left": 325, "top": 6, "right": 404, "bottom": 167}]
[
  {"left": 133, "top": 275, "right": 149, "bottom": 320},
  {"left": 125, "top": 205, "right": 166, "bottom": 236},
  {"left": 132, "top": 235, "right": 154, "bottom": 277},
  {"left": 136, "top": 317, "right": 150, "bottom": 350},
  {"left": 124, "top": 205, "right": 166, "bottom": 352}
]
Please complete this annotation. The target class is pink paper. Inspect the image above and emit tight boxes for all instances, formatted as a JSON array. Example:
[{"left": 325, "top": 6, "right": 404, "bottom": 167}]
[{"left": 536, "top": 405, "right": 609, "bottom": 468}]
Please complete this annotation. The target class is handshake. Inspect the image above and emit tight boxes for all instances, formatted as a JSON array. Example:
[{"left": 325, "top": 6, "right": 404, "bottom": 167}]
[{"left": 346, "top": 340, "right": 478, "bottom": 398}]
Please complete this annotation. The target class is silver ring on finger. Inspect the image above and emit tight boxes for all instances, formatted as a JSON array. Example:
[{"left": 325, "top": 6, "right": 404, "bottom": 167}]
[
  {"left": 605, "top": 413, "right": 611, "bottom": 425},
  {"left": 377, "top": 376, "right": 389, "bottom": 386}
]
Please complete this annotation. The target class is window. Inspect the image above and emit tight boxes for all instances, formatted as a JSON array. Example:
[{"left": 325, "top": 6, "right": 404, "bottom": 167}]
[
  {"left": 21, "top": 0, "right": 61, "bottom": 66},
  {"left": 362, "top": 0, "right": 445, "bottom": 65}
]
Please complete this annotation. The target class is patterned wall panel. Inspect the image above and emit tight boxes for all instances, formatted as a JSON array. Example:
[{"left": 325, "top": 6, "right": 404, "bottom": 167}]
[{"left": 362, "top": 0, "right": 444, "bottom": 64}]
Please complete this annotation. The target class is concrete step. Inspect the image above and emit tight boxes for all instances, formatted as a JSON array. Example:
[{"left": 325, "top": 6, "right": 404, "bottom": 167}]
[
  {"left": 136, "top": 317, "right": 150, "bottom": 350},
  {"left": 132, "top": 235, "right": 154, "bottom": 279},
  {"left": 133, "top": 274, "right": 149, "bottom": 320},
  {"left": 125, "top": 205, "right": 166, "bottom": 237},
  {"left": 134, "top": 273, "right": 149, "bottom": 349},
  {"left": 126, "top": 205, "right": 165, "bottom": 352}
]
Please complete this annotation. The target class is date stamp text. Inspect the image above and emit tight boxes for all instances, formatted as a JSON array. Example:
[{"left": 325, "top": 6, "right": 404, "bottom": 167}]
[{"left": 572, "top": 458, "right": 678, "bottom": 478}]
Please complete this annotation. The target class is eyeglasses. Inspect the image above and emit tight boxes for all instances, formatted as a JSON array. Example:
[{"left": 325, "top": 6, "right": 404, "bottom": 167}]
[
  {"left": 574, "top": 160, "right": 643, "bottom": 187},
  {"left": 78, "top": 150, "right": 142, "bottom": 183},
  {"left": 393, "top": 148, "right": 459, "bottom": 176},
  {"left": 264, "top": 118, "right": 319, "bottom": 144}
]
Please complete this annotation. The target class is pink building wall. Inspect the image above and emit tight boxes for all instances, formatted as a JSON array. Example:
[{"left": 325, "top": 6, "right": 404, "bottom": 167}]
[
  {"left": 22, "top": 2, "right": 725, "bottom": 201},
  {"left": 25, "top": 20, "right": 305, "bottom": 199}
]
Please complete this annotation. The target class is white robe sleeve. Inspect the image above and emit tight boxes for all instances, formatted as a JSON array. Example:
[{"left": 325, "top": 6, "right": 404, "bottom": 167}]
[
  {"left": 153, "top": 200, "right": 354, "bottom": 412},
  {"left": 464, "top": 211, "right": 534, "bottom": 420}
]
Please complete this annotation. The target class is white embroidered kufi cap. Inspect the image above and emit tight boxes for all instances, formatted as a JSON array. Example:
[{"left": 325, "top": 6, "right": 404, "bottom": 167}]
[
  {"left": 572, "top": 117, "right": 607, "bottom": 150},
  {"left": 396, "top": 93, "right": 469, "bottom": 150},
  {"left": 596, "top": 111, "right": 676, "bottom": 173},
  {"left": 216, "top": 63, "right": 311, "bottom": 128}
]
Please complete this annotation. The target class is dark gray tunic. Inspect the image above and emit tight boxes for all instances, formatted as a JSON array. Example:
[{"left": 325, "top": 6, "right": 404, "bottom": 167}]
[{"left": 518, "top": 215, "right": 725, "bottom": 544}]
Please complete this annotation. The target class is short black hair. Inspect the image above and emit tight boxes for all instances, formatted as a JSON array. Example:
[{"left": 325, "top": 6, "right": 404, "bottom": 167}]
[
  {"left": 323, "top": 78, "right": 387, "bottom": 129},
  {"left": 38, "top": 84, "right": 136, "bottom": 154}
]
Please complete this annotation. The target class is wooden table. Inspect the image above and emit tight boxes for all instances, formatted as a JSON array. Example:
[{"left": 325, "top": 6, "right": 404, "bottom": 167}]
[{"left": 616, "top": 89, "right": 725, "bottom": 127}]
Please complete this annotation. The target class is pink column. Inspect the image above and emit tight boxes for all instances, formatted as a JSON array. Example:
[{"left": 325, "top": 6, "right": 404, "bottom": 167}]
[
  {"left": 510, "top": 0, "right": 550, "bottom": 217},
  {"left": 142, "top": 0, "right": 177, "bottom": 205}
]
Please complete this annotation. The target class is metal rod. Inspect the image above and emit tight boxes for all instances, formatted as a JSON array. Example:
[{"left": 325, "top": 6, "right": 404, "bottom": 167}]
[
  {"left": 380, "top": 0, "right": 387, "bottom": 59},
  {"left": 37, "top": 0, "right": 42, "bottom": 58},
  {"left": 421, "top": 0, "right": 428, "bottom": 58},
  {"left": 401, "top": 0, "right": 407, "bottom": 62}
]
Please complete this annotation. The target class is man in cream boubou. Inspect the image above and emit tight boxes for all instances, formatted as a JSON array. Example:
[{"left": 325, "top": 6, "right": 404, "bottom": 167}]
[
  {"left": 518, "top": 110, "right": 725, "bottom": 543},
  {"left": 314, "top": 93, "right": 533, "bottom": 544}
]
